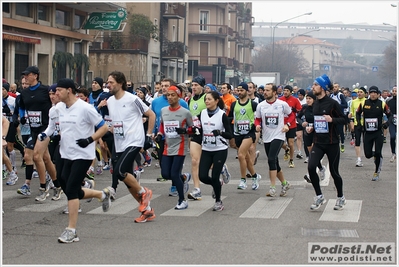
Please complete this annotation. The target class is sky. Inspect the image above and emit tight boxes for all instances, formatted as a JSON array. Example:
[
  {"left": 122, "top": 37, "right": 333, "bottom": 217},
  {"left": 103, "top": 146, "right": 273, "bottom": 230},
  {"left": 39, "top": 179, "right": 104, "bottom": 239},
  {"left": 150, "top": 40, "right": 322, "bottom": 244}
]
[{"left": 252, "top": 1, "right": 398, "bottom": 26}]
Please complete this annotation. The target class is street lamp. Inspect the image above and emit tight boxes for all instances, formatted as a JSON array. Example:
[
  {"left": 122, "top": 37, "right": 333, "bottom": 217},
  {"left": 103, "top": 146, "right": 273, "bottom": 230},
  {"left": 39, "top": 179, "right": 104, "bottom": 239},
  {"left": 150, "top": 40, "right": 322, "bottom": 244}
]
[
  {"left": 271, "top": 12, "right": 312, "bottom": 70},
  {"left": 378, "top": 35, "right": 395, "bottom": 42},
  {"left": 288, "top": 29, "right": 320, "bottom": 45}
]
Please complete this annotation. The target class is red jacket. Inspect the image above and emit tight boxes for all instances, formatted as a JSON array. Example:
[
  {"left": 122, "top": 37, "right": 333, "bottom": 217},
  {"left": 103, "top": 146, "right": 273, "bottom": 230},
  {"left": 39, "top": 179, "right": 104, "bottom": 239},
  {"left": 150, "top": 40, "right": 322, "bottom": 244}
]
[{"left": 279, "top": 95, "right": 302, "bottom": 129}]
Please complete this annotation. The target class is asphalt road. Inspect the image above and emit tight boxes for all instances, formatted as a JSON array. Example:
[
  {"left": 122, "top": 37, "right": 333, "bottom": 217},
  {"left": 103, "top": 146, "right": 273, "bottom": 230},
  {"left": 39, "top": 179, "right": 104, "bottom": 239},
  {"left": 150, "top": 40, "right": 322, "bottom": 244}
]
[{"left": 2, "top": 134, "right": 397, "bottom": 265}]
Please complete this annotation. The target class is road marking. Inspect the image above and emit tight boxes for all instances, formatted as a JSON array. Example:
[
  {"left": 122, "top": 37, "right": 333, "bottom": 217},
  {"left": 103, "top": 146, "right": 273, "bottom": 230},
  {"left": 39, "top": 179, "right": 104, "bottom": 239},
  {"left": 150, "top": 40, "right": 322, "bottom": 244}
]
[
  {"left": 302, "top": 228, "right": 359, "bottom": 238},
  {"left": 319, "top": 199, "right": 362, "bottom": 222},
  {"left": 87, "top": 194, "right": 161, "bottom": 215},
  {"left": 240, "top": 197, "right": 293, "bottom": 219},
  {"left": 15, "top": 199, "right": 67, "bottom": 212},
  {"left": 161, "top": 195, "right": 226, "bottom": 217}
]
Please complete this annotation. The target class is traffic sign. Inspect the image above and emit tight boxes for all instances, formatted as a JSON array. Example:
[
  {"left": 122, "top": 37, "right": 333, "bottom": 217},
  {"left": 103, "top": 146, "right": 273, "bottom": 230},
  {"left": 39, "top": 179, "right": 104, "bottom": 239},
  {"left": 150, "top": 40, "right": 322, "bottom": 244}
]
[
  {"left": 372, "top": 66, "right": 378, "bottom": 72},
  {"left": 323, "top": 65, "right": 330, "bottom": 71}
]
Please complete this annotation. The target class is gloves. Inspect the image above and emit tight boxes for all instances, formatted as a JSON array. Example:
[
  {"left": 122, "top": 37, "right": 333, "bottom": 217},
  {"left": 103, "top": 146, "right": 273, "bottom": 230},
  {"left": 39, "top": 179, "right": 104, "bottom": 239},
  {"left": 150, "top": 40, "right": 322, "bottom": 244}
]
[
  {"left": 143, "top": 135, "right": 153, "bottom": 150},
  {"left": 38, "top": 132, "right": 47, "bottom": 141},
  {"left": 76, "top": 136, "right": 94, "bottom": 148},
  {"left": 175, "top": 127, "right": 187, "bottom": 134},
  {"left": 212, "top": 130, "right": 221, "bottom": 136},
  {"left": 20, "top": 117, "right": 27, "bottom": 125},
  {"left": 155, "top": 134, "right": 163, "bottom": 143},
  {"left": 291, "top": 107, "right": 298, "bottom": 113},
  {"left": 382, "top": 122, "right": 388, "bottom": 129},
  {"left": 12, "top": 119, "right": 19, "bottom": 128},
  {"left": 187, "top": 126, "right": 200, "bottom": 136}
]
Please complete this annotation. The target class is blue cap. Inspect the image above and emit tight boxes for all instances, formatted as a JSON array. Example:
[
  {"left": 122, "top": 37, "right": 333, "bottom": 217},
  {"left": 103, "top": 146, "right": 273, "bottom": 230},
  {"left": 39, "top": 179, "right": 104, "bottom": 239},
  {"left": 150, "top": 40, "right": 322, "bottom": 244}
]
[
  {"left": 314, "top": 74, "right": 332, "bottom": 91},
  {"left": 205, "top": 83, "right": 217, "bottom": 92},
  {"left": 49, "top": 83, "right": 57, "bottom": 93}
]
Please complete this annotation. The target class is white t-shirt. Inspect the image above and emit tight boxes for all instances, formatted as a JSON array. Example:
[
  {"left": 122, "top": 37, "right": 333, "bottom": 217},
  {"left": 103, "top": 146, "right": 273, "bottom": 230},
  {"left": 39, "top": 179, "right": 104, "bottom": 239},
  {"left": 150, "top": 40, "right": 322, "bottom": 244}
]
[
  {"left": 56, "top": 99, "right": 103, "bottom": 160},
  {"left": 44, "top": 105, "right": 60, "bottom": 137},
  {"left": 255, "top": 99, "right": 292, "bottom": 143},
  {"left": 107, "top": 92, "right": 150, "bottom": 153}
]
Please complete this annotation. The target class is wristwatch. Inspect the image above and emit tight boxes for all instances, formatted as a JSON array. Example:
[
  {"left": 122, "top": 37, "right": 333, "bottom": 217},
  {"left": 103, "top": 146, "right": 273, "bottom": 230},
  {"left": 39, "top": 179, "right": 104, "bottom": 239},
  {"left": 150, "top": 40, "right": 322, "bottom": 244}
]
[
  {"left": 286, "top": 123, "right": 291, "bottom": 127},
  {"left": 2, "top": 136, "right": 5, "bottom": 140}
]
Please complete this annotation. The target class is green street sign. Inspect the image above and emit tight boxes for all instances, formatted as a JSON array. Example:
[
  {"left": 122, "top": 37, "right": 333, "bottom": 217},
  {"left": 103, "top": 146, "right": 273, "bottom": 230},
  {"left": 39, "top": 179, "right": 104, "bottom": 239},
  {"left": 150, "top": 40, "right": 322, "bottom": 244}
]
[
  {"left": 289, "top": 78, "right": 294, "bottom": 82},
  {"left": 83, "top": 8, "right": 127, "bottom": 30}
]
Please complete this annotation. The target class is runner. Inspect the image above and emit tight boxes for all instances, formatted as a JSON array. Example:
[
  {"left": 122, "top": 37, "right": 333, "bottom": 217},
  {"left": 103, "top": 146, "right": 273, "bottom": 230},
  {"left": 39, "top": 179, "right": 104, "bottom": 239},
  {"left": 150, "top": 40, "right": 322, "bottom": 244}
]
[
  {"left": 228, "top": 82, "right": 261, "bottom": 190},
  {"left": 255, "top": 83, "right": 292, "bottom": 197}
]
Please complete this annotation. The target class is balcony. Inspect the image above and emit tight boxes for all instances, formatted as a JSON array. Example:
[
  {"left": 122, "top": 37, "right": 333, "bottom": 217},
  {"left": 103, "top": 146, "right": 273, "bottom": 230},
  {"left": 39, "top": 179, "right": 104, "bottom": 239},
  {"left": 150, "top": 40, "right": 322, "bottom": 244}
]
[
  {"left": 162, "top": 3, "right": 186, "bottom": 19},
  {"left": 188, "top": 24, "right": 233, "bottom": 38},
  {"left": 162, "top": 40, "right": 185, "bottom": 59},
  {"left": 89, "top": 36, "right": 149, "bottom": 53},
  {"left": 188, "top": 55, "right": 237, "bottom": 68}
]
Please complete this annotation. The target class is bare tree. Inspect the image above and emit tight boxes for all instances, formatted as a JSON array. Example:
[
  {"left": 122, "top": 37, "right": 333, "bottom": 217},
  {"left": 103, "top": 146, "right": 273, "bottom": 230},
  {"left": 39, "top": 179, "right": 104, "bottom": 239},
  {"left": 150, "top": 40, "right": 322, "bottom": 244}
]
[
  {"left": 252, "top": 43, "right": 309, "bottom": 84},
  {"left": 378, "top": 35, "right": 397, "bottom": 87}
]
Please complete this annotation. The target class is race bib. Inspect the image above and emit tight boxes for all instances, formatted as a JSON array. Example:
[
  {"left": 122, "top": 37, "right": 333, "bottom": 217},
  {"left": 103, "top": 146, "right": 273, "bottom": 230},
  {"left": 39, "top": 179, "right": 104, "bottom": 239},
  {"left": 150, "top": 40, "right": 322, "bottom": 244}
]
[
  {"left": 265, "top": 113, "right": 278, "bottom": 129},
  {"left": 393, "top": 114, "right": 397, "bottom": 126},
  {"left": 314, "top": 115, "right": 329, "bottom": 133},
  {"left": 203, "top": 132, "right": 216, "bottom": 147},
  {"left": 192, "top": 116, "right": 201, "bottom": 127},
  {"left": 364, "top": 118, "right": 378, "bottom": 131},
  {"left": 236, "top": 120, "right": 250, "bottom": 134},
  {"left": 113, "top": 121, "right": 124, "bottom": 139},
  {"left": 104, "top": 115, "right": 112, "bottom": 129},
  {"left": 27, "top": 111, "right": 42, "bottom": 128},
  {"left": 164, "top": 120, "right": 179, "bottom": 138}
]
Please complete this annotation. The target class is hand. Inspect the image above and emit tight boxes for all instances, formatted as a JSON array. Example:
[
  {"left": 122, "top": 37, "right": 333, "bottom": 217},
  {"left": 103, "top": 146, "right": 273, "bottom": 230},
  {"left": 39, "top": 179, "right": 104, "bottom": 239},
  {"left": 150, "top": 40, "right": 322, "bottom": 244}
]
[
  {"left": 212, "top": 130, "right": 221, "bottom": 136},
  {"left": 20, "top": 117, "right": 27, "bottom": 125},
  {"left": 76, "top": 136, "right": 94, "bottom": 148},
  {"left": 291, "top": 107, "right": 298, "bottom": 113},
  {"left": 143, "top": 135, "right": 153, "bottom": 150},
  {"left": 192, "top": 126, "right": 200, "bottom": 136},
  {"left": 155, "top": 134, "right": 163, "bottom": 143},
  {"left": 175, "top": 127, "right": 187, "bottom": 134},
  {"left": 281, "top": 124, "right": 289, "bottom": 133},
  {"left": 38, "top": 132, "right": 47, "bottom": 141}
]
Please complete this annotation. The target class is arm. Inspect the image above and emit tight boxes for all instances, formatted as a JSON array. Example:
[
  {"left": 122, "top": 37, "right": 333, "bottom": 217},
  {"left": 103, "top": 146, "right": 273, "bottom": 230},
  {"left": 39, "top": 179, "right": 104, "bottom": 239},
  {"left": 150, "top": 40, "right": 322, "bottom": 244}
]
[
  {"left": 220, "top": 113, "right": 233, "bottom": 139},
  {"left": 143, "top": 108, "right": 155, "bottom": 136}
]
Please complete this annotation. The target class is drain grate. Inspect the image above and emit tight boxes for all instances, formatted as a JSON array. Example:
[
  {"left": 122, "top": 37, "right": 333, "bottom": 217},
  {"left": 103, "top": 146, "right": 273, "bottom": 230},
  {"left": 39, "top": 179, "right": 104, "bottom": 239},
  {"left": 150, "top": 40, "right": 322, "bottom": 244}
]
[{"left": 302, "top": 228, "right": 359, "bottom": 238}]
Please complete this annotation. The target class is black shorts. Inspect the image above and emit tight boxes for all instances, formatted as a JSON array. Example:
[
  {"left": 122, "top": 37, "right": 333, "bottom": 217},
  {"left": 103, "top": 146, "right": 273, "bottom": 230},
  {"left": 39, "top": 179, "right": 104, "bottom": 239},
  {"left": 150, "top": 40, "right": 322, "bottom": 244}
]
[
  {"left": 285, "top": 128, "right": 296, "bottom": 139},
  {"left": 190, "top": 134, "right": 202, "bottom": 145},
  {"left": 26, "top": 128, "right": 46, "bottom": 150},
  {"left": 5, "top": 123, "right": 17, "bottom": 143},
  {"left": 234, "top": 131, "right": 256, "bottom": 148},
  {"left": 296, "top": 123, "right": 304, "bottom": 131}
]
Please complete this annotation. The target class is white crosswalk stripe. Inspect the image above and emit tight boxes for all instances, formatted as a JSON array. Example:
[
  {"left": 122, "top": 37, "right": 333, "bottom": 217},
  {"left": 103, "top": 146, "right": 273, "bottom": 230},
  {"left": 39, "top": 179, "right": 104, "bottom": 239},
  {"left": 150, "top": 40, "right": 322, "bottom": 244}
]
[
  {"left": 319, "top": 199, "right": 362, "bottom": 222},
  {"left": 161, "top": 195, "right": 226, "bottom": 217},
  {"left": 240, "top": 197, "right": 293, "bottom": 219}
]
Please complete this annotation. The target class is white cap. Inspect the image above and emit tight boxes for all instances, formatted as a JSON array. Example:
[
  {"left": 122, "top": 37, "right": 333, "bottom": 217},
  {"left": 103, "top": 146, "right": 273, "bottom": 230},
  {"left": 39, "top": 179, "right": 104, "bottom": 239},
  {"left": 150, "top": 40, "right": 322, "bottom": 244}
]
[{"left": 184, "top": 80, "right": 191, "bottom": 84}]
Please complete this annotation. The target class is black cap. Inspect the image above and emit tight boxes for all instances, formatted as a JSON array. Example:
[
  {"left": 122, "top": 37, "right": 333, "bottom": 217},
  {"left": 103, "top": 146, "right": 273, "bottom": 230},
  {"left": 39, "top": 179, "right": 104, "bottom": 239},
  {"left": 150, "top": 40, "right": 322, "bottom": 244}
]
[
  {"left": 49, "top": 83, "right": 57, "bottom": 93},
  {"left": 306, "top": 91, "right": 316, "bottom": 100},
  {"left": 298, "top": 89, "right": 306, "bottom": 96},
  {"left": 2, "top": 83, "right": 10, "bottom": 91},
  {"left": 57, "top": 78, "right": 76, "bottom": 92},
  {"left": 22, "top": 66, "right": 39, "bottom": 75},
  {"left": 368, "top": 86, "right": 379, "bottom": 94},
  {"left": 192, "top": 75, "right": 206, "bottom": 87},
  {"left": 93, "top": 77, "right": 104, "bottom": 87},
  {"left": 237, "top": 82, "right": 248, "bottom": 91}
]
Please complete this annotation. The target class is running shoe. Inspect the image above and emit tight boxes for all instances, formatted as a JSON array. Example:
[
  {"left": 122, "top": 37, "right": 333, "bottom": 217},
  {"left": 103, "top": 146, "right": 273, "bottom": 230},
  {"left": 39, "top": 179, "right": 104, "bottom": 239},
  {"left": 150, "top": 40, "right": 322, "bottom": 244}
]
[
  {"left": 182, "top": 173, "right": 191, "bottom": 194},
  {"left": 280, "top": 181, "right": 291, "bottom": 197},
  {"left": 266, "top": 186, "right": 276, "bottom": 197},
  {"left": 304, "top": 174, "right": 311, "bottom": 183},
  {"left": 103, "top": 164, "right": 111, "bottom": 171},
  {"left": 304, "top": 157, "right": 309, "bottom": 163},
  {"left": 288, "top": 159, "right": 295, "bottom": 168},
  {"left": 372, "top": 173, "right": 380, "bottom": 181},
  {"left": 134, "top": 166, "right": 144, "bottom": 173},
  {"left": 390, "top": 154, "right": 396, "bottom": 163},
  {"left": 96, "top": 165, "right": 103, "bottom": 175},
  {"left": 175, "top": 200, "right": 188, "bottom": 210},
  {"left": 58, "top": 228, "right": 79, "bottom": 243},
  {"left": 310, "top": 195, "right": 326, "bottom": 210},
  {"left": 340, "top": 144, "right": 345, "bottom": 153},
  {"left": 102, "top": 186, "right": 112, "bottom": 212},
  {"left": 6, "top": 171, "right": 18, "bottom": 186},
  {"left": 138, "top": 187, "right": 152, "bottom": 213},
  {"left": 318, "top": 166, "right": 326, "bottom": 181},
  {"left": 134, "top": 208, "right": 156, "bottom": 223},
  {"left": 157, "top": 175, "right": 167, "bottom": 182},
  {"left": 254, "top": 150, "right": 260, "bottom": 165},
  {"left": 187, "top": 188, "right": 202, "bottom": 200},
  {"left": 213, "top": 201, "right": 224, "bottom": 211},
  {"left": 32, "top": 170, "right": 39, "bottom": 178},
  {"left": 220, "top": 164, "right": 231, "bottom": 184},
  {"left": 17, "top": 184, "right": 31, "bottom": 196},
  {"left": 350, "top": 139, "right": 355, "bottom": 146},
  {"left": 83, "top": 179, "right": 95, "bottom": 202},
  {"left": 35, "top": 188, "right": 50, "bottom": 202},
  {"left": 237, "top": 179, "right": 247, "bottom": 190},
  {"left": 333, "top": 197, "right": 346, "bottom": 210},
  {"left": 169, "top": 186, "right": 178, "bottom": 197},
  {"left": 45, "top": 173, "right": 53, "bottom": 191},
  {"left": 151, "top": 151, "right": 159, "bottom": 160},
  {"left": 52, "top": 187, "right": 63, "bottom": 201},
  {"left": 283, "top": 148, "right": 290, "bottom": 161},
  {"left": 251, "top": 174, "right": 261, "bottom": 190},
  {"left": 296, "top": 153, "right": 304, "bottom": 159},
  {"left": 356, "top": 159, "right": 363, "bottom": 167},
  {"left": 86, "top": 167, "right": 95, "bottom": 180},
  {"left": 134, "top": 170, "right": 141, "bottom": 184}
]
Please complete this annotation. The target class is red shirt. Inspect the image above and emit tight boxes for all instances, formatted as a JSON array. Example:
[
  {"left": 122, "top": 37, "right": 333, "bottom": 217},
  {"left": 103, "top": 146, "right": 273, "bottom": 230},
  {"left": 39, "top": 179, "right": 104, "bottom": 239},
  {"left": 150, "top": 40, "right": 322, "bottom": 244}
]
[{"left": 279, "top": 95, "right": 302, "bottom": 129}]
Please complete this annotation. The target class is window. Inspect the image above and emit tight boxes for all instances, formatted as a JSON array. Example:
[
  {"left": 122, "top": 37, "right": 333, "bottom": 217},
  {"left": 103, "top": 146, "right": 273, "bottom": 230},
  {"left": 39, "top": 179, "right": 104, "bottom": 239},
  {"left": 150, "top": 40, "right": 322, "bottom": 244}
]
[
  {"left": 74, "top": 14, "right": 85, "bottom": 30},
  {"left": 172, "top": 25, "right": 176, "bottom": 41},
  {"left": 199, "top": 11, "right": 208, "bottom": 32},
  {"left": 38, "top": 5, "right": 49, "bottom": 21},
  {"left": 16, "top": 3, "right": 32, "bottom": 17},
  {"left": 2, "top": 3, "right": 9, "bottom": 13},
  {"left": 56, "top": 9, "right": 69, "bottom": 26}
]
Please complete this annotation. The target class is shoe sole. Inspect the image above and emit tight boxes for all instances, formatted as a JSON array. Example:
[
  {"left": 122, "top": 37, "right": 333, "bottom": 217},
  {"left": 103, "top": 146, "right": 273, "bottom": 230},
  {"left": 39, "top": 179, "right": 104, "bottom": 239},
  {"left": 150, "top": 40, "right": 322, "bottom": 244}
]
[
  {"left": 102, "top": 188, "right": 111, "bottom": 212},
  {"left": 35, "top": 193, "right": 50, "bottom": 201},
  {"left": 310, "top": 199, "right": 326, "bottom": 210},
  {"left": 187, "top": 194, "right": 202, "bottom": 200},
  {"left": 58, "top": 237, "right": 79, "bottom": 243},
  {"left": 135, "top": 215, "right": 156, "bottom": 223}
]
